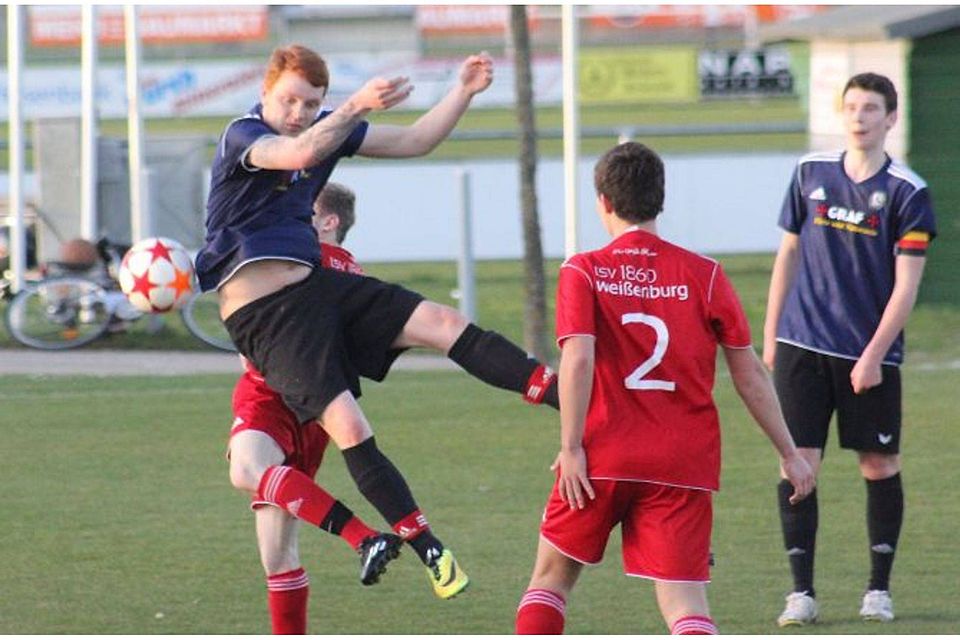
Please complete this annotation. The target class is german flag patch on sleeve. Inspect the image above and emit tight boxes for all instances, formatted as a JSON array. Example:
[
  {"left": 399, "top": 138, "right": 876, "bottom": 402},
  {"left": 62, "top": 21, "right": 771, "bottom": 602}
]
[{"left": 896, "top": 230, "right": 931, "bottom": 256}]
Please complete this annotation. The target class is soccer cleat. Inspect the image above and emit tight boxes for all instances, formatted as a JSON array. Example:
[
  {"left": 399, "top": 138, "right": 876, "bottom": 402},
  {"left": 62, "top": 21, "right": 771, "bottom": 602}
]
[
  {"left": 359, "top": 533, "right": 403, "bottom": 586},
  {"left": 860, "top": 589, "right": 895, "bottom": 622},
  {"left": 777, "top": 591, "right": 819, "bottom": 627},
  {"left": 426, "top": 548, "right": 469, "bottom": 599}
]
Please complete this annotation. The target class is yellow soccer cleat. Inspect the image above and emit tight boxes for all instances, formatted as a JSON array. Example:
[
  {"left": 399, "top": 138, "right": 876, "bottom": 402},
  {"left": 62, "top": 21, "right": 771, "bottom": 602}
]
[{"left": 426, "top": 548, "right": 469, "bottom": 599}]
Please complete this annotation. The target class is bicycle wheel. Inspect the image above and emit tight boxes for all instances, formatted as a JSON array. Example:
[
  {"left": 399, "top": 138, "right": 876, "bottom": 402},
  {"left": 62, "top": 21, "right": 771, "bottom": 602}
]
[
  {"left": 4, "top": 276, "right": 112, "bottom": 349},
  {"left": 180, "top": 289, "right": 236, "bottom": 352}
]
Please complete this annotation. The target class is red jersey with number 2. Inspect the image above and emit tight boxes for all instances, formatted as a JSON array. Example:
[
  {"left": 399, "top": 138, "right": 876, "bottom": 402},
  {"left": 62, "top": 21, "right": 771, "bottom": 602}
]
[{"left": 556, "top": 228, "right": 751, "bottom": 491}]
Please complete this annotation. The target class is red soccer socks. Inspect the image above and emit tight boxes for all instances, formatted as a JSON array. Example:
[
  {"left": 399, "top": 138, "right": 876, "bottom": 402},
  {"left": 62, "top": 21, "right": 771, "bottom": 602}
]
[
  {"left": 516, "top": 589, "right": 566, "bottom": 634},
  {"left": 259, "top": 466, "right": 336, "bottom": 526},
  {"left": 258, "top": 465, "right": 377, "bottom": 550},
  {"left": 671, "top": 615, "right": 718, "bottom": 634},
  {"left": 266, "top": 567, "right": 309, "bottom": 634}
]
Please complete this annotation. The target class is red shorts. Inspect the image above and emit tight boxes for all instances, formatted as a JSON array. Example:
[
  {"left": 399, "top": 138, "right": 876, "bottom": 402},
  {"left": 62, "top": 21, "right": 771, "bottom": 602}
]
[
  {"left": 229, "top": 371, "right": 331, "bottom": 489},
  {"left": 540, "top": 479, "right": 712, "bottom": 582}
]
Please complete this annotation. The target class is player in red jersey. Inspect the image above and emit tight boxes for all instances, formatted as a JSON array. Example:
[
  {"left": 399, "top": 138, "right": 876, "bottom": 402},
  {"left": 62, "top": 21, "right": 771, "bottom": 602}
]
[
  {"left": 229, "top": 183, "right": 403, "bottom": 634},
  {"left": 514, "top": 142, "right": 814, "bottom": 635},
  {"left": 230, "top": 182, "right": 559, "bottom": 632}
]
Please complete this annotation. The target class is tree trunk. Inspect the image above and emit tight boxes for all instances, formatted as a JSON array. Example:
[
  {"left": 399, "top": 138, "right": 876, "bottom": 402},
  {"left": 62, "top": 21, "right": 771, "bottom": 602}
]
[{"left": 510, "top": 5, "right": 549, "bottom": 363}]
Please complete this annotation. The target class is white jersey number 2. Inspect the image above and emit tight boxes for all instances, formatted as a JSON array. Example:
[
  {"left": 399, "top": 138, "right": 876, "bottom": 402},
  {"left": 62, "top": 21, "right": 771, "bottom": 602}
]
[{"left": 621, "top": 312, "right": 676, "bottom": 391}]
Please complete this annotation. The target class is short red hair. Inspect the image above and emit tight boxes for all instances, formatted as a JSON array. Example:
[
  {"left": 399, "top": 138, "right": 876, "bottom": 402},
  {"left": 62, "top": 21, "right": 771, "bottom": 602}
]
[{"left": 263, "top": 44, "right": 329, "bottom": 91}]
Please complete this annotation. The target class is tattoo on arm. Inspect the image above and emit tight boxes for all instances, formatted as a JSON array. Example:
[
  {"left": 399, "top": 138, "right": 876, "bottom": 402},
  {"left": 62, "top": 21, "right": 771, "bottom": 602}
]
[{"left": 301, "top": 107, "right": 366, "bottom": 166}]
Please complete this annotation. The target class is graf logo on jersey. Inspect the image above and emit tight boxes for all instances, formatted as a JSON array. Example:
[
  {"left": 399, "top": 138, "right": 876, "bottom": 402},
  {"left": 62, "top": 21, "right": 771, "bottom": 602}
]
[
  {"left": 826, "top": 206, "right": 865, "bottom": 224},
  {"left": 814, "top": 203, "right": 880, "bottom": 237}
]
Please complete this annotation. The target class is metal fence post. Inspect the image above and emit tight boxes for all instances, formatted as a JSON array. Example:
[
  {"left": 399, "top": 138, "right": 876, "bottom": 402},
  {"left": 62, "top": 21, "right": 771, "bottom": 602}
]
[{"left": 456, "top": 168, "right": 476, "bottom": 322}]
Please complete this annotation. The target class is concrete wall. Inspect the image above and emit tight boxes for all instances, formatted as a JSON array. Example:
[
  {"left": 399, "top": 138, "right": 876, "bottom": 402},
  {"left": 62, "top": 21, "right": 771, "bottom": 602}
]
[
  {"left": 331, "top": 151, "right": 798, "bottom": 262},
  {"left": 2, "top": 151, "right": 800, "bottom": 261}
]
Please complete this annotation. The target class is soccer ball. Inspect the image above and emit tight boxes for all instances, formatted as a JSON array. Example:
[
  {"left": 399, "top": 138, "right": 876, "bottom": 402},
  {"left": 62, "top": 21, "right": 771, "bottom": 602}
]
[{"left": 118, "top": 237, "right": 196, "bottom": 313}]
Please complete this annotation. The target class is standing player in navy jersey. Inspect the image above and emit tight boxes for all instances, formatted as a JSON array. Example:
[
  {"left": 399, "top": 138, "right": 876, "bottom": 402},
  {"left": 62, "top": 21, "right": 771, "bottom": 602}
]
[
  {"left": 764, "top": 73, "right": 937, "bottom": 626},
  {"left": 198, "top": 45, "right": 558, "bottom": 603},
  {"left": 514, "top": 142, "right": 813, "bottom": 635}
]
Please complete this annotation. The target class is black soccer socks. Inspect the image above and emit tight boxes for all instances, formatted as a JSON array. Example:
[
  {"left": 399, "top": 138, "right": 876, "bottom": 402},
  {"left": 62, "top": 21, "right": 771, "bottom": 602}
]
[
  {"left": 448, "top": 323, "right": 559, "bottom": 410},
  {"left": 342, "top": 436, "right": 419, "bottom": 524},
  {"left": 778, "top": 479, "right": 818, "bottom": 597},
  {"left": 866, "top": 473, "right": 903, "bottom": 592}
]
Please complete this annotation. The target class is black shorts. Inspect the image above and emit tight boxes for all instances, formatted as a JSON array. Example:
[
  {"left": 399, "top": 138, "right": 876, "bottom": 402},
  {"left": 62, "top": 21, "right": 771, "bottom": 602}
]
[
  {"left": 773, "top": 342, "right": 901, "bottom": 454},
  {"left": 224, "top": 267, "right": 424, "bottom": 423}
]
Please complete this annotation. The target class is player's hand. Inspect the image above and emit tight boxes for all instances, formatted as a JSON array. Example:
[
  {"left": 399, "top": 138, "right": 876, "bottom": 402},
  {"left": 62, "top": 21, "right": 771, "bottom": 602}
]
[
  {"left": 351, "top": 76, "right": 413, "bottom": 112},
  {"left": 459, "top": 52, "right": 493, "bottom": 96},
  {"left": 552, "top": 447, "right": 595, "bottom": 510},
  {"left": 850, "top": 356, "right": 882, "bottom": 394},
  {"left": 781, "top": 453, "right": 815, "bottom": 504}
]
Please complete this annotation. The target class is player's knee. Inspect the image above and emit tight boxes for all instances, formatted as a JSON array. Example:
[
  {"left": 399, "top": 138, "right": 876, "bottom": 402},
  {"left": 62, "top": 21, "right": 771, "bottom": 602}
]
[
  {"left": 858, "top": 452, "right": 900, "bottom": 479},
  {"left": 319, "top": 396, "right": 373, "bottom": 449},
  {"left": 436, "top": 303, "right": 469, "bottom": 337},
  {"left": 529, "top": 549, "right": 580, "bottom": 598},
  {"left": 229, "top": 460, "right": 259, "bottom": 493},
  {"left": 404, "top": 301, "right": 468, "bottom": 351},
  {"left": 227, "top": 431, "right": 286, "bottom": 492},
  {"left": 228, "top": 454, "right": 271, "bottom": 493}
]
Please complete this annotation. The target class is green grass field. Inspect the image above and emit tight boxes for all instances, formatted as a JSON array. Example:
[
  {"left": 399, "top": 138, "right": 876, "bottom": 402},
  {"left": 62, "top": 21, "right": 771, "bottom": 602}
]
[{"left": 1, "top": 255, "right": 958, "bottom": 634}]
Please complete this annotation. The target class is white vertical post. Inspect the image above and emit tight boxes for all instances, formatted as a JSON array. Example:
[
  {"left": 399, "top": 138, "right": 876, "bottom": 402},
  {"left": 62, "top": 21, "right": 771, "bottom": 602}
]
[
  {"left": 125, "top": 5, "right": 148, "bottom": 242},
  {"left": 141, "top": 167, "right": 155, "bottom": 241},
  {"left": 201, "top": 166, "right": 212, "bottom": 237},
  {"left": 561, "top": 4, "right": 580, "bottom": 259},
  {"left": 81, "top": 5, "right": 99, "bottom": 240},
  {"left": 743, "top": 5, "right": 760, "bottom": 50},
  {"left": 7, "top": 5, "right": 26, "bottom": 292},
  {"left": 456, "top": 168, "right": 476, "bottom": 322}
]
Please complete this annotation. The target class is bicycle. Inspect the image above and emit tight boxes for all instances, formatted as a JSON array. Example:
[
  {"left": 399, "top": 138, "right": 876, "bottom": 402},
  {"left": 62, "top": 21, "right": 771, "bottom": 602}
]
[{"left": 3, "top": 237, "right": 235, "bottom": 351}]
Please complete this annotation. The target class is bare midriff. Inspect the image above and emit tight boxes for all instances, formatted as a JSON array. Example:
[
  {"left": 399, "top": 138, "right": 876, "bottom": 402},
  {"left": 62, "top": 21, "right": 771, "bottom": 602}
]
[{"left": 218, "top": 259, "right": 312, "bottom": 320}]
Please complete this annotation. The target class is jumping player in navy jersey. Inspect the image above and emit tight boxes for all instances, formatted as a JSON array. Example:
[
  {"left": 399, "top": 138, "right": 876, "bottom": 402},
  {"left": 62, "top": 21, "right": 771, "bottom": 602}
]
[
  {"left": 764, "top": 73, "right": 937, "bottom": 626},
  {"left": 197, "top": 45, "right": 558, "bottom": 602}
]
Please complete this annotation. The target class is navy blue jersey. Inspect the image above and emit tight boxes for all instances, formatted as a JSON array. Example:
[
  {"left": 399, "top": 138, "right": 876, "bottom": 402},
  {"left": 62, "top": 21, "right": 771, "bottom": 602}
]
[
  {"left": 776, "top": 151, "right": 936, "bottom": 365},
  {"left": 195, "top": 105, "right": 368, "bottom": 291}
]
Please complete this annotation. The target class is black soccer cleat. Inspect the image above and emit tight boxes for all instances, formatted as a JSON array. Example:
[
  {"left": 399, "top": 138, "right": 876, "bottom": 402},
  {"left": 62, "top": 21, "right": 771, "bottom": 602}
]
[{"left": 359, "top": 533, "right": 403, "bottom": 586}]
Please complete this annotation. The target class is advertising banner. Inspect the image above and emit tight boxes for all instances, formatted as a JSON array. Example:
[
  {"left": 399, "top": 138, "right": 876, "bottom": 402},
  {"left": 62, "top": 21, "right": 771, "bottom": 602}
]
[
  {"left": 0, "top": 54, "right": 564, "bottom": 120},
  {"left": 28, "top": 6, "right": 268, "bottom": 47},
  {"left": 415, "top": 5, "right": 539, "bottom": 35},
  {"left": 580, "top": 47, "right": 698, "bottom": 104},
  {"left": 699, "top": 47, "right": 795, "bottom": 97},
  {"left": 586, "top": 5, "right": 823, "bottom": 30}
]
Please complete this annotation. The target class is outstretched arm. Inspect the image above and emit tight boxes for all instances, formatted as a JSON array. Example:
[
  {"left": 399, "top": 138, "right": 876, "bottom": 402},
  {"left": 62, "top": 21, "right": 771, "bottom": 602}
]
[
  {"left": 248, "top": 76, "right": 414, "bottom": 171},
  {"left": 358, "top": 53, "right": 494, "bottom": 158},
  {"left": 723, "top": 345, "right": 814, "bottom": 503}
]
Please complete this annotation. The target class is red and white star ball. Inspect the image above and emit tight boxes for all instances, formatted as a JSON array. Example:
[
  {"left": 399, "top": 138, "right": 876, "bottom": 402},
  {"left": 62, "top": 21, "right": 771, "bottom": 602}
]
[{"left": 118, "top": 237, "right": 196, "bottom": 313}]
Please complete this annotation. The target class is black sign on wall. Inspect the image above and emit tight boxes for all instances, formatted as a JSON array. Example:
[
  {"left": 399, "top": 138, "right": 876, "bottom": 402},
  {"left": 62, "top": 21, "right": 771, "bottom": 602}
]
[{"left": 699, "top": 48, "right": 794, "bottom": 97}]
